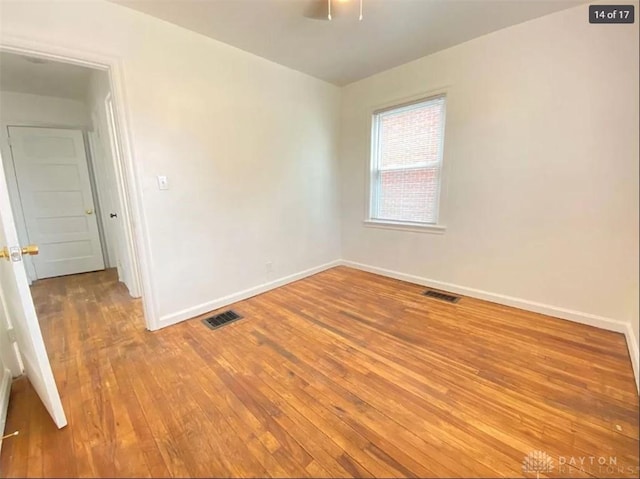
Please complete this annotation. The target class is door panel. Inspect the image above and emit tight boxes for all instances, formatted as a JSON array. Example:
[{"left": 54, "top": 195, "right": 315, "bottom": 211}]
[
  {"left": 8, "top": 127, "right": 105, "bottom": 279},
  {"left": 0, "top": 149, "right": 67, "bottom": 429},
  {"left": 87, "top": 131, "right": 118, "bottom": 269}
]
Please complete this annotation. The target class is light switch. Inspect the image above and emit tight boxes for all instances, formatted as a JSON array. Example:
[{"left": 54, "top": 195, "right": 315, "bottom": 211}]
[{"left": 157, "top": 175, "right": 169, "bottom": 190}]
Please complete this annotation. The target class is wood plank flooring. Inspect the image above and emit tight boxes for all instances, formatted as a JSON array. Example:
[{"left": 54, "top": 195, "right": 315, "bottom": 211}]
[{"left": 1, "top": 266, "right": 638, "bottom": 478}]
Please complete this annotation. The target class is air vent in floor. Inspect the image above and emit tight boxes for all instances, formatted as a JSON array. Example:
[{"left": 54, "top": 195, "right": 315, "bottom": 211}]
[
  {"left": 202, "top": 310, "right": 243, "bottom": 329},
  {"left": 423, "top": 289, "right": 460, "bottom": 303}
]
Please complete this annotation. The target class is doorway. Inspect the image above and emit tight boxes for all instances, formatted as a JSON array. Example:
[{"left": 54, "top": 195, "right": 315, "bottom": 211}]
[
  {"left": 0, "top": 50, "right": 142, "bottom": 296},
  {"left": 7, "top": 126, "right": 106, "bottom": 279},
  {"left": 0, "top": 46, "right": 150, "bottom": 430}
]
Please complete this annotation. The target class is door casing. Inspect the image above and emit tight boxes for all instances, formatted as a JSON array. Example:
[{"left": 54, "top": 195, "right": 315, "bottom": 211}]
[{"left": 0, "top": 38, "right": 157, "bottom": 330}]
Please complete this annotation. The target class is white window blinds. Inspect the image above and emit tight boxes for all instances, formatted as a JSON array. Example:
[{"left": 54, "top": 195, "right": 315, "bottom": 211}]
[{"left": 370, "top": 95, "right": 446, "bottom": 224}]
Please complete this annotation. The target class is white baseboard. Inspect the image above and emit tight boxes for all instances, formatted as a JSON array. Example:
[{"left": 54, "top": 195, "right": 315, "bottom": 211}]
[
  {"left": 341, "top": 260, "right": 639, "bottom": 393},
  {"left": 341, "top": 260, "right": 627, "bottom": 332},
  {"left": 155, "top": 257, "right": 639, "bottom": 394},
  {"left": 624, "top": 323, "right": 639, "bottom": 394},
  {"left": 0, "top": 367, "right": 12, "bottom": 453},
  {"left": 157, "top": 260, "right": 342, "bottom": 329}
]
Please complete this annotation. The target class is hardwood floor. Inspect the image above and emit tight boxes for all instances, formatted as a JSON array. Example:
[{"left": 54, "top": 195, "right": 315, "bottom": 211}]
[{"left": 1, "top": 266, "right": 638, "bottom": 478}]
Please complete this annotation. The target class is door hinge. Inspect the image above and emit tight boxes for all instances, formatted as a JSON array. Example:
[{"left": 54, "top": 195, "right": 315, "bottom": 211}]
[{"left": 6, "top": 327, "right": 16, "bottom": 343}]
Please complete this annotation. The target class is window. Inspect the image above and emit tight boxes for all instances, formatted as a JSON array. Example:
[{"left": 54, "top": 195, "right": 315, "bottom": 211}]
[{"left": 369, "top": 95, "right": 446, "bottom": 227}]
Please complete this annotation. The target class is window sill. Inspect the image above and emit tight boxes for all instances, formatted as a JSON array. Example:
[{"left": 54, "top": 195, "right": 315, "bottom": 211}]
[{"left": 363, "top": 220, "right": 446, "bottom": 234}]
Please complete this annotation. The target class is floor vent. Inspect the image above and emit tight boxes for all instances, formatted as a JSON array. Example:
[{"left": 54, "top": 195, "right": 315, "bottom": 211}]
[
  {"left": 423, "top": 289, "right": 461, "bottom": 303},
  {"left": 202, "top": 310, "right": 243, "bottom": 329}
]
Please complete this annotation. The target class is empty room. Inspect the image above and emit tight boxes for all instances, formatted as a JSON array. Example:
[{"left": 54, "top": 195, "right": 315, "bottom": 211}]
[{"left": 0, "top": 0, "right": 638, "bottom": 478}]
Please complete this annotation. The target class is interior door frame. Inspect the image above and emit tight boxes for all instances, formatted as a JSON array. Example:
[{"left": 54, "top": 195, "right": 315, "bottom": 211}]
[
  {"left": 0, "top": 38, "right": 159, "bottom": 330},
  {"left": 2, "top": 124, "right": 103, "bottom": 284}
]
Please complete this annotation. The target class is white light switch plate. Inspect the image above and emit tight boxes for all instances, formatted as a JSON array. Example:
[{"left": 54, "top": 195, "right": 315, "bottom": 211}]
[{"left": 157, "top": 175, "right": 169, "bottom": 190}]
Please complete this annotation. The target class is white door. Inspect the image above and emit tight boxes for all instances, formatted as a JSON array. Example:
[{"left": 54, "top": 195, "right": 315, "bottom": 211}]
[
  {"left": 104, "top": 95, "right": 140, "bottom": 296},
  {"left": 87, "top": 130, "right": 120, "bottom": 272},
  {"left": 8, "top": 126, "right": 105, "bottom": 279},
  {"left": 0, "top": 150, "right": 67, "bottom": 429}
]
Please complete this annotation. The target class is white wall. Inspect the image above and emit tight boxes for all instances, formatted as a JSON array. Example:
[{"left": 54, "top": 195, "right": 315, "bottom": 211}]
[
  {"left": 340, "top": 1, "right": 639, "bottom": 366},
  {"left": 0, "top": 91, "right": 89, "bottom": 127},
  {"left": 0, "top": 0, "right": 342, "bottom": 327}
]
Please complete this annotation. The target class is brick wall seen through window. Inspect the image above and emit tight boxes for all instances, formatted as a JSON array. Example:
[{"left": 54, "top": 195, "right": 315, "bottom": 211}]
[{"left": 371, "top": 95, "right": 446, "bottom": 224}]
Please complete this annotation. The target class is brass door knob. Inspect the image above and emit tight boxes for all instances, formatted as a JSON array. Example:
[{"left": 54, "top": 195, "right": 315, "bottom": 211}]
[
  {"left": 86, "top": 209, "right": 94, "bottom": 215},
  {"left": 21, "top": 245, "right": 39, "bottom": 256},
  {"left": 0, "top": 245, "right": 38, "bottom": 260}
]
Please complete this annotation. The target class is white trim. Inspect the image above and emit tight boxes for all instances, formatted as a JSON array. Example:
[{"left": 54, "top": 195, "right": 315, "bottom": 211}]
[
  {"left": 341, "top": 260, "right": 629, "bottom": 333},
  {"left": 373, "top": 93, "right": 446, "bottom": 116},
  {"left": 370, "top": 85, "right": 452, "bottom": 114},
  {"left": 367, "top": 88, "right": 448, "bottom": 228},
  {"left": 342, "top": 260, "right": 640, "bottom": 392},
  {"left": 158, "top": 260, "right": 342, "bottom": 329},
  {"left": 363, "top": 220, "right": 446, "bottom": 234},
  {"left": 0, "top": 36, "right": 158, "bottom": 330},
  {"left": 0, "top": 367, "right": 12, "bottom": 453},
  {"left": 624, "top": 323, "right": 639, "bottom": 394},
  {"left": 160, "top": 257, "right": 638, "bottom": 392}
]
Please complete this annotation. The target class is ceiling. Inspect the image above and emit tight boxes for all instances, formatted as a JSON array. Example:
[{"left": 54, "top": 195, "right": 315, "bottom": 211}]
[
  {"left": 112, "top": 0, "right": 584, "bottom": 85},
  {"left": 0, "top": 52, "right": 92, "bottom": 101}
]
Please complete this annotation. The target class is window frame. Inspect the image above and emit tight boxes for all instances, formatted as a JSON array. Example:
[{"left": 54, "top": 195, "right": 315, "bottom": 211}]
[{"left": 367, "top": 93, "right": 448, "bottom": 233}]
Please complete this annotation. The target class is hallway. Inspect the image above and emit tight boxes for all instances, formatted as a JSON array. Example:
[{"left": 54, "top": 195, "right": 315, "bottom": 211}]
[{"left": 1, "top": 269, "right": 147, "bottom": 476}]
